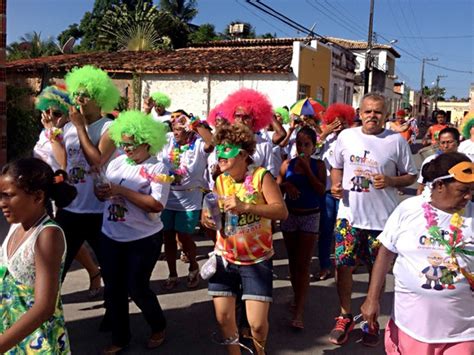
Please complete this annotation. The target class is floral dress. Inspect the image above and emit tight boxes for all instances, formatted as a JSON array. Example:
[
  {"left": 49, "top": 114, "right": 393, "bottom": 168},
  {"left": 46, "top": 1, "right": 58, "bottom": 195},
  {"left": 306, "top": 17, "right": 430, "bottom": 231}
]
[{"left": 0, "top": 217, "right": 70, "bottom": 354}]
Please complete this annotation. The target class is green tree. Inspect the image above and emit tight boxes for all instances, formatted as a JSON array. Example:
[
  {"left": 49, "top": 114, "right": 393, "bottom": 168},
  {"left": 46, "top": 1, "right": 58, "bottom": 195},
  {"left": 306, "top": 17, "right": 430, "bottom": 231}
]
[
  {"left": 188, "top": 23, "right": 218, "bottom": 44},
  {"left": 57, "top": 24, "right": 83, "bottom": 48},
  {"left": 158, "top": 0, "right": 198, "bottom": 48},
  {"left": 222, "top": 21, "right": 257, "bottom": 39},
  {"left": 159, "top": 0, "right": 197, "bottom": 22},
  {"left": 423, "top": 85, "right": 446, "bottom": 101},
  {"left": 7, "top": 32, "right": 59, "bottom": 60}
]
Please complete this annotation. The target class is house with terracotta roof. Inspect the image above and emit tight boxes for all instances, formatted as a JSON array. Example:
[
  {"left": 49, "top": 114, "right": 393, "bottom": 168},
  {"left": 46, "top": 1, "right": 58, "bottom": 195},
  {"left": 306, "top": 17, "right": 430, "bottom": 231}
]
[
  {"left": 6, "top": 37, "right": 356, "bottom": 117},
  {"left": 326, "top": 37, "right": 401, "bottom": 113}
]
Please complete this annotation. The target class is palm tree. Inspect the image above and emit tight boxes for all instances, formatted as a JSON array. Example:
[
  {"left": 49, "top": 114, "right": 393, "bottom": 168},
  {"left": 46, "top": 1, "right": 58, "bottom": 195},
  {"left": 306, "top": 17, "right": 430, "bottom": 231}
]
[
  {"left": 98, "top": 0, "right": 171, "bottom": 51},
  {"left": 7, "top": 31, "right": 59, "bottom": 60},
  {"left": 159, "top": 0, "right": 197, "bottom": 22}
]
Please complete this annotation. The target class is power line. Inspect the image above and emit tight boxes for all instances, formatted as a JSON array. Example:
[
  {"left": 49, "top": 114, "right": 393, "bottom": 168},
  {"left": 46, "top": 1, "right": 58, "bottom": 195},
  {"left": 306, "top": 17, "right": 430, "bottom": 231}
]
[
  {"left": 396, "top": 0, "right": 428, "bottom": 57},
  {"left": 386, "top": 0, "right": 421, "bottom": 59},
  {"left": 381, "top": 34, "right": 474, "bottom": 40}
]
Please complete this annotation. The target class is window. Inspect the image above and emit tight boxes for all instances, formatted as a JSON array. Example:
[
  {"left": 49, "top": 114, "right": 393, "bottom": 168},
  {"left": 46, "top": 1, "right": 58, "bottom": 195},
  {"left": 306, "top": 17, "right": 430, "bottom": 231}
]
[
  {"left": 298, "top": 84, "right": 310, "bottom": 100},
  {"left": 316, "top": 86, "right": 325, "bottom": 102}
]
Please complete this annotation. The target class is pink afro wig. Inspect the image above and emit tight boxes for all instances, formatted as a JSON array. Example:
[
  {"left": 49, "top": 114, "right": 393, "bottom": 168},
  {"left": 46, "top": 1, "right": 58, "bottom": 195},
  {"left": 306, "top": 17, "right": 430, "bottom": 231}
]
[
  {"left": 323, "top": 103, "right": 355, "bottom": 126},
  {"left": 207, "top": 102, "right": 230, "bottom": 127},
  {"left": 218, "top": 88, "right": 273, "bottom": 131}
]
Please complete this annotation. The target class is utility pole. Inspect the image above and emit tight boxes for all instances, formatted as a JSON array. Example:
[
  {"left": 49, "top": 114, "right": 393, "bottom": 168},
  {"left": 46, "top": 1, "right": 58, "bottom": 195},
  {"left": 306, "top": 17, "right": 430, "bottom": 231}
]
[
  {"left": 419, "top": 57, "right": 437, "bottom": 117},
  {"left": 363, "top": 0, "right": 375, "bottom": 94},
  {"left": 434, "top": 74, "right": 447, "bottom": 111}
]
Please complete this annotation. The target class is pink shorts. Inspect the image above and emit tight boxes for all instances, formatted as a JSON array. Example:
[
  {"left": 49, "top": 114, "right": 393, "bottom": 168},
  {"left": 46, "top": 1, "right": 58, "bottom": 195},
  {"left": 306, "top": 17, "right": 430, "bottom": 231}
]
[{"left": 385, "top": 318, "right": 474, "bottom": 355}]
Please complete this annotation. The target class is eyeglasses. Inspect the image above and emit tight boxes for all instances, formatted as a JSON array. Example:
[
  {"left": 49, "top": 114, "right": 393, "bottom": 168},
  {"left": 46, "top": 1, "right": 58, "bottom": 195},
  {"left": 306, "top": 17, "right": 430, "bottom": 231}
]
[
  {"left": 234, "top": 113, "right": 252, "bottom": 121},
  {"left": 51, "top": 111, "right": 63, "bottom": 118},
  {"left": 119, "top": 141, "right": 141, "bottom": 151}
]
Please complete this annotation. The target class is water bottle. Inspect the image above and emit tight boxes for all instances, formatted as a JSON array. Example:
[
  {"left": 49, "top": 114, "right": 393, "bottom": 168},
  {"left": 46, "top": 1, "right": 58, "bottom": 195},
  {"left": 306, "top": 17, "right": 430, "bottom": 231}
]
[
  {"left": 224, "top": 211, "right": 239, "bottom": 236},
  {"left": 202, "top": 193, "right": 222, "bottom": 230}
]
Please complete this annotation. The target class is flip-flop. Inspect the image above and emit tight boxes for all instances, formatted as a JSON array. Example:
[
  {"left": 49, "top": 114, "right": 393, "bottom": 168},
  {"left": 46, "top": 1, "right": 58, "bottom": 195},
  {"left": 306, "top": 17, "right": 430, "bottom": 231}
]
[
  {"left": 162, "top": 276, "right": 179, "bottom": 290},
  {"left": 290, "top": 319, "right": 304, "bottom": 329},
  {"left": 147, "top": 330, "right": 165, "bottom": 349},
  {"left": 187, "top": 268, "right": 200, "bottom": 288}
]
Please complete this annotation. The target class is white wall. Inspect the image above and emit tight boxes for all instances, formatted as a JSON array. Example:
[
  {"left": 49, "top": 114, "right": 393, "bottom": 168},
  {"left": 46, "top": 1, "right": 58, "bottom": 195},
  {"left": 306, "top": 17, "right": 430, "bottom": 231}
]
[{"left": 142, "top": 73, "right": 298, "bottom": 118}]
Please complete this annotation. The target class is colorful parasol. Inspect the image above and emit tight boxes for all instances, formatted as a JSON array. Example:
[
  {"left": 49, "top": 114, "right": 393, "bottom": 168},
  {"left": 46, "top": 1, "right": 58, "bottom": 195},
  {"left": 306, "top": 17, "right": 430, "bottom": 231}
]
[{"left": 290, "top": 98, "right": 327, "bottom": 118}]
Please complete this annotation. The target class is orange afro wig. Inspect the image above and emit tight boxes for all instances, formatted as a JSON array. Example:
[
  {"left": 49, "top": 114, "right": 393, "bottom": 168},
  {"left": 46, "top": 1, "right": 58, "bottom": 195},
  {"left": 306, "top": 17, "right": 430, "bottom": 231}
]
[
  {"left": 323, "top": 103, "right": 355, "bottom": 126},
  {"left": 217, "top": 88, "right": 273, "bottom": 131}
]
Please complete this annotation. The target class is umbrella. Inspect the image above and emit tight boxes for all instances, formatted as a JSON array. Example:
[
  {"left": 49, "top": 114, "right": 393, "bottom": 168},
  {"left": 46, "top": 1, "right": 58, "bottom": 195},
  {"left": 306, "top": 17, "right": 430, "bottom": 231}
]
[{"left": 290, "top": 98, "right": 315, "bottom": 116}]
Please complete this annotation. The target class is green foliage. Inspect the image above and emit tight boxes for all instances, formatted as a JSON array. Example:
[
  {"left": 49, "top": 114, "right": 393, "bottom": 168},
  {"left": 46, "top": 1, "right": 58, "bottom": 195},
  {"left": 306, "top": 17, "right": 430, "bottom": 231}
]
[
  {"left": 423, "top": 85, "right": 446, "bottom": 100},
  {"left": 7, "top": 32, "right": 59, "bottom": 60},
  {"left": 57, "top": 24, "right": 84, "bottom": 48},
  {"left": 6, "top": 86, "right": 41, "bottom": 161},
  {"left": 159, "top": 0, "right": 198, "bottom": 22},
  {"left": 117, "top": 96, "right": 130, "bottom": 111},
  {"left": 222, "top": 21, "right": 257, "bottom": 39},
  {"left": 189, "top": 23, "right": 218, "bottom": 44}
]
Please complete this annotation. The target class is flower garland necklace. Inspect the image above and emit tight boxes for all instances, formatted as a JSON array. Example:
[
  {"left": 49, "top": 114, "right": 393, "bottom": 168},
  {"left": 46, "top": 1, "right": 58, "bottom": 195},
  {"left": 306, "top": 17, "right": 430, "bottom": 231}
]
[
  {"left": 422, "top": 202, "right": 474, "bottom": 259},
  {"left": 224, "top": 165, "right": 258, "bottom": 203},
  {"left": 169, "top": 134, "right": 196, "bottom": 183}
]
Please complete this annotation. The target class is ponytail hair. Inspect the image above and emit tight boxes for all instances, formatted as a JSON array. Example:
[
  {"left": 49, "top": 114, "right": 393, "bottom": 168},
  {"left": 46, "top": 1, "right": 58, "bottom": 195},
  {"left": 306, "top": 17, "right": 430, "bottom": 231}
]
[
  {"left": 421, "top": 152, "right": 471, "bottom": 184},
  {"left": 1, "top": 158, "right": 77, "bottom": 208}
]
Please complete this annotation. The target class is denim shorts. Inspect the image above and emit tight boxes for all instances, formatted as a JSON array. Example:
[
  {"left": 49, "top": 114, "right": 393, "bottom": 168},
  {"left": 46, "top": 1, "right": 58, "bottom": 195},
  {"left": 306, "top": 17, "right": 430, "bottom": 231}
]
[
  {"left": 208, "top": 256, "right": 273, "bottom": 302},
  {"left": 161, "top": 209, "right": 201, "bottom": 234}
]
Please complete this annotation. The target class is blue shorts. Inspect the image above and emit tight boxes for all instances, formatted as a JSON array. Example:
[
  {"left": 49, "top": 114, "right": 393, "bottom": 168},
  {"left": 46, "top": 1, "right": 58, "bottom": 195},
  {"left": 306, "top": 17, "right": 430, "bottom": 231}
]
[
  {"left": 208, "top": 256, "right": 273, "bottom": 302},
  {"left": 161, "top": 209, "right": 201, "bottom": 234}
]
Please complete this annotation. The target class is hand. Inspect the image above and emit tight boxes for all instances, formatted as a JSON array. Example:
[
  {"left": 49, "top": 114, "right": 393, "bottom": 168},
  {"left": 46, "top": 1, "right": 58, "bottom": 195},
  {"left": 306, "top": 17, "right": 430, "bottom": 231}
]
[
  {"left": 41, "top": 112, "right": 54, "bottom": 130},
  {"left": 331, "top": 182, "right": 343, "bottom": 199},
  {"left": 297, "top": 155, "right": 312, "bottom": 173},
  {"left": 283, "top": 182, "right": 300, "bottom": 200},
  {"left": 372, "top": 174, "right": 392, "bottom": 189},
  {"left": 201, "top": 209, "right": 217, "bottom": 229},
  {"left": 323, "top": 119, "right": 342, "bottom": 135},
  {"left": 94, "top": 184, "right": 111, "bottom": 200},
  {"left": 223, "top": 195, "right": 247, "bottom": 214},
  {"left": 360, "top": 297, "right": 380, "bottom": 330},
  {"left": 69, "top": 106, "right": 86, "bottom": 128},
  {"left": 143, "top": 97, "right": 154, "bottom": 114}
]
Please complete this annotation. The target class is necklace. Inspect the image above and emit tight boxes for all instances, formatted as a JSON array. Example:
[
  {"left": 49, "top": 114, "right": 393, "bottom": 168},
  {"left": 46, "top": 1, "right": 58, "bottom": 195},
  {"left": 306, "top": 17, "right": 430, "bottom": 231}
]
[
  {"left": 223, "top": 165, "right": 258, "bottom": 203},
  {"left": 168, "top": 134, "right": 196, "bottom": 184},
  {"left": 7, "top": 213, "right": 48, "bottom": 259}
]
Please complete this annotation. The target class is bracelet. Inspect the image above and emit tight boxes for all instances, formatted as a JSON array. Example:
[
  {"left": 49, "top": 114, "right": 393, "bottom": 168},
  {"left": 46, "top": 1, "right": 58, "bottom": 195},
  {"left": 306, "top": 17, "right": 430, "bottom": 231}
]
[{"left": 45, "top": 127, "right": 63, "bottom": 142}]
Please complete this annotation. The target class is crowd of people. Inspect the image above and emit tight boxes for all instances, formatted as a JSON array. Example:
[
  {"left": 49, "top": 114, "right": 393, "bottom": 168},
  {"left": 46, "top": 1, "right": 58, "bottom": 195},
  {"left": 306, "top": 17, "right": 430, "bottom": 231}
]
[{"left": 0, "top": 65, "right": 472, "bottom": 354}]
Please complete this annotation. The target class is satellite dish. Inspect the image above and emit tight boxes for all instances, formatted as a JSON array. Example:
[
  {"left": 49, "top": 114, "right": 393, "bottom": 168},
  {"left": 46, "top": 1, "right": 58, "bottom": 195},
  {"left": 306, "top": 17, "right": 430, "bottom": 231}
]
[{"left": 61, "top": 37, "right": 76, "bottom": 54}]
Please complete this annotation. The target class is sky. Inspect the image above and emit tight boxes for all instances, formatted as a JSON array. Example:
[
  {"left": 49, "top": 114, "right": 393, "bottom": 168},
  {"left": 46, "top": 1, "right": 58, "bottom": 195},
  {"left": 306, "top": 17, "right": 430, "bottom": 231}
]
[{"left": 6, "top": 0, "right": 474, "bottom": 98}]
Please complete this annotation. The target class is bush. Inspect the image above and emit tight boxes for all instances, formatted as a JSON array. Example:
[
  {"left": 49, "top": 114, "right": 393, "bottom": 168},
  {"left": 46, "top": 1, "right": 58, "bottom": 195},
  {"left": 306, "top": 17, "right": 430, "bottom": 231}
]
[{"left": 6, "top": 86, "right": 41, "bottom": 161}]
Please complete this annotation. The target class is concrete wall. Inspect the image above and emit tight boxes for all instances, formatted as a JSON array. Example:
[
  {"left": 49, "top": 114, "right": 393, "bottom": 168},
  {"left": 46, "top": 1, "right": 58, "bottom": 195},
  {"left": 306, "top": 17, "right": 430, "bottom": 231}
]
[
  {"left": 437, "top": 101, "right": 470, "bottom": 126},
  {"left": 298, "top": 41, "right": 331, "bottom": 103},
  {"left": 142, "top": 73, "right": 298, "bottom": 117}
]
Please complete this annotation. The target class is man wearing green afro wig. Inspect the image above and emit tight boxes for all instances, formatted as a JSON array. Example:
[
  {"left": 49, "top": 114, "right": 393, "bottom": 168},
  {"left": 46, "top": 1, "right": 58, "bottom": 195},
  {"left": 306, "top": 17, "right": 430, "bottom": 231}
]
[
  {"left": 57, "top": 65, "right": 121, "bottom": 280},
  {"left": 143, "top": 91, "right": 172, "bottom": 123}
]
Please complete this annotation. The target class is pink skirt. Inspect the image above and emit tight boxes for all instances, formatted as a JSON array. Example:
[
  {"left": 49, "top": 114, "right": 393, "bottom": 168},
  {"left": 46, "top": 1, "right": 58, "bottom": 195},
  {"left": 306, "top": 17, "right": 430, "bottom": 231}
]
[{"left": 385, "top": 318, "right": 474, "bottom": 355}]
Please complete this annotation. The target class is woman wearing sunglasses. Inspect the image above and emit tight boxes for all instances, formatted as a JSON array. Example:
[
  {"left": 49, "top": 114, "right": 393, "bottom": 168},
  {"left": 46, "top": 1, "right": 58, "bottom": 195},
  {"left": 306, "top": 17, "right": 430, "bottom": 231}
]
[
  {"left": 95, "top": 110, "right": 171, "bottom": 353},
  {"left": 202, "top": 123, "right": 288, "bottom": 355},
  {"left": 361, "top": 152, "right": 474, "bottom": 354}
]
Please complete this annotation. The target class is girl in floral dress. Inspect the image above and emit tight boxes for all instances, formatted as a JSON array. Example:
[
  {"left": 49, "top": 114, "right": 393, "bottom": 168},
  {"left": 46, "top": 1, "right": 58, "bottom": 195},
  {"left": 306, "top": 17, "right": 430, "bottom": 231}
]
[{"left": 0, "top": 158, "right": 77, "bottom": 353}]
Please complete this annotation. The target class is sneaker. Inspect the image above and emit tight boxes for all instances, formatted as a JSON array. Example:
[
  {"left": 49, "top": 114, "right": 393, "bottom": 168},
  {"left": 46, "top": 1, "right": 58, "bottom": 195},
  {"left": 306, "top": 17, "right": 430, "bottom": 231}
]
[
  {"left": 328, "top": 315, "right": 354, "bottom": 345},
  {"left": 361, "top": 321, "right": 381, "bottom": 347}
]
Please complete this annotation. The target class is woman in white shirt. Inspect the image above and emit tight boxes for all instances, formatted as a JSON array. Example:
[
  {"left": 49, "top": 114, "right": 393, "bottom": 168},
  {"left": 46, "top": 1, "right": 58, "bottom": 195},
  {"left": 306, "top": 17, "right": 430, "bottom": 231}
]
[
  {"left": 361, "top": 152, "right": 474, "bottom": 354},
  {"left": 95, "top": 111, "right": 171, "bottom": 354}
]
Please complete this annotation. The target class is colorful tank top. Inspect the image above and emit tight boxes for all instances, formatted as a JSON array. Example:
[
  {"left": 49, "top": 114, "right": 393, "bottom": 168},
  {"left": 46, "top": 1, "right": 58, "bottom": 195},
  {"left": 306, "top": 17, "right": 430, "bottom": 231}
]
[{"left": 215, "top": 166, "right": 273, "bottom": 265}]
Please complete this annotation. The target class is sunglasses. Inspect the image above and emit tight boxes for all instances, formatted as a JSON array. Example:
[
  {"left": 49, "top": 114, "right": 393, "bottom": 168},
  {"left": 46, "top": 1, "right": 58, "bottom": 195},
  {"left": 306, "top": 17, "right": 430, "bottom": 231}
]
[
  {"left": 234, "top": 113, "right": 252, "bottom": 121},
  {"left": 119, "top": 141, "right": 141, "bottom": 151}
]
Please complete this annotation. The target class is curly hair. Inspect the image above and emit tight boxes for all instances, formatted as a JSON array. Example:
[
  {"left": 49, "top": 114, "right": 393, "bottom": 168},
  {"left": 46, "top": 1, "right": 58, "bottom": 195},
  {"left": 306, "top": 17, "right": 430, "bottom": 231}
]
[
  {"left": 461, "top": 115, "right": 474, "bottom": 140},
  {"left": 218, "top": 88, "right": 273, "bottom": 131},
  {"left": 35, "top": 85, "right": 72, "bottom": 115},
  {"left": 213, "top": 123, "right": 256, "bottom": 156},
  {"left": 275, "top": 107, "right": 290, "bottom": 124},
  {"left": 150, "top": 92, "right": 171, "bottom": 108},
  {"left": 108, "top": 110, "right": 168, "bottom": 155},
  {"left": 323, "top": 103, "right": 355, "bottom": 126},
  {"left": 65, "top": 65, "right": 120, "bottom": 113}
]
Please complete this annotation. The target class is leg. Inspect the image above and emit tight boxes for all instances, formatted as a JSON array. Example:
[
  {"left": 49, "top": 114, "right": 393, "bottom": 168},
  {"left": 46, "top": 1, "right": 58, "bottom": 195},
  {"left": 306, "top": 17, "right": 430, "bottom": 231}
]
[
  {"left": 336, "top": 266, "right": 355, "bottom": 315},
  {"left": 282, "top": 231, "right": 298, "bottom": 293},
  {"left": 163, "top": 230, "right": 178, "bottom": 278},
  {"left": 292, "top": 232, "right": 318, "bottom": 324},
  {"left": 75, "top": 243, "right": 101, "bottom": 295},
  {"left": 177, "top": 232, "right": 199, "bottom": 273},
  {"left": 100, "top": 235, "right": 130, "bottom": 348},
  {"left": 318, "top": 193, "right": 339, "bottom": 276},
  {"left": 245, "top": 300, "right": 270, "bottom": 355},
  {"left": 213, "top": 297, "right": 241, "bottom": 355}
]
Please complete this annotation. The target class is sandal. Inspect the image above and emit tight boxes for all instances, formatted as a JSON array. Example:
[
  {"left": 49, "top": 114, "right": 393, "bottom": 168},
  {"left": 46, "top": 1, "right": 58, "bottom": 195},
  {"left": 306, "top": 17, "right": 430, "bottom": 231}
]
[
  {"left": 180, "top": 251, "right": 190, "bottom": 263},
  {"left": 88, "top": 271, "right": 102, "bottom": 299},
  {"left": 147, "top": 330, "right": 165, "bottom": 349},
  {"left": 317, "top": 269, "right": 332, "bottom": 281},
  {"left": 162, "top": 276, "right": 179, "bottom": 290},
  {"left": 102, "top": 344, "right": 127, "bottom": 354},
  {"left": 187, "top": 268, "right": 200, "bottom": 288},
  {"left": 290, "top": 319, "right": 305, "bottom": 330}
]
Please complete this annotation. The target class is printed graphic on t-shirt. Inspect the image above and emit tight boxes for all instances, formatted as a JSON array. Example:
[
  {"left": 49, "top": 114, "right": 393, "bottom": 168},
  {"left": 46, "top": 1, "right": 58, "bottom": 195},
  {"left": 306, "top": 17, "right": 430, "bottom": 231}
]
[
  {"left": 68, "top": 147, "right": 88, "bottom": 184},
  {"left": 348, "top": 151, "right": 377, "bottom": 193},
  {"left": 107, "top": 196, "right": 128, "bottom": 222}
]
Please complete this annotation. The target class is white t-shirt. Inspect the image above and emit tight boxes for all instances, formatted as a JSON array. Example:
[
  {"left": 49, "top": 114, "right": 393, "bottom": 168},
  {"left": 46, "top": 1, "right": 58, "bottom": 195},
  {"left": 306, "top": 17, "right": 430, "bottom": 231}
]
[
  {"left": 458, "top": 139, "right": 474, "bottom": 161},
  {"left": 333, "top": 127, "right": 418, "bottom": 230},
  {"left": 417, "top": 154, "right": 438, "bottom": 184},
  {"left": 63, "top": 118, "right": 113, "bottom": 214},
  {"left": 151, "top": 108, "right": 171, "bottom": 123},
  {"left": 254, "top": 134, "right": 277, "bottom": 177},
  {"left": 320, "top": 132, "right": 338, "bottom": 191},
  {"left": 260, "top": 130, "right": 283, "bottom": 177},
  {"left": 158, "top": 133, "right": 209, "bottom": 211},
  {"left": 378, "top": 196, "right": 474, "bottom": 343},
  {"left": 101, "top": 155, "right": 170, "bottom": 242},
  {"left": 33, "top": 130, "right": 61, "bottom": 171}
]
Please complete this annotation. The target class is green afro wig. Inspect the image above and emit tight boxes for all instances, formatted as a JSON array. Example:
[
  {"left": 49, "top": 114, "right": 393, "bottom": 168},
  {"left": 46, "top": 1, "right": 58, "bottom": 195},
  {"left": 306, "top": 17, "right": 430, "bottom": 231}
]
[
  {"left": 275, "top": 107, "right": 290, "bottom": 124},
  {"left": 65, "top": 65, "right": 120, "bottom": 113},
  {"left": 461, "top": 113, "right": 474, "bottom": 140},
  {"left": 109, "top": 110, "right": 168, "bottom": 155},
  {"left": 35, "top": 85, "right": 72, "bottom": 115},
  {"left": 150, "top": 92, "right": 171, "bottom": 108}
]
